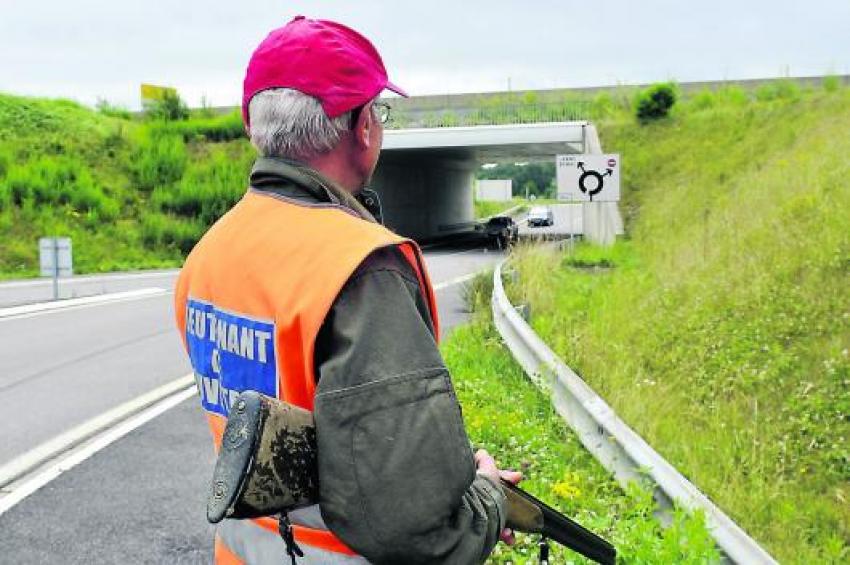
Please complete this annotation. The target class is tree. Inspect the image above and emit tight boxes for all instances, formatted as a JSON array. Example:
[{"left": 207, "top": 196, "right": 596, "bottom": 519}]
[
  {"left": 477, "top": 162, "right": 555, "bottom": 198},
  {"left": 147, "top": 90, "right": 189, "bottom": 121}
]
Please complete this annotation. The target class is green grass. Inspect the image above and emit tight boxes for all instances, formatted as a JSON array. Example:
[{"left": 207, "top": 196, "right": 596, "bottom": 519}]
[
  {"left": 0, "top": 93, "right": 253, "bottom": 278},
  {"left": 474, "top": 199, "right": 528, "bottom": 219},
  {"left": 441, "top": 283, "right": 718, "bottom": 563},
  {"left": 507, "top": 86, "right": 850, "bottom": 563}
]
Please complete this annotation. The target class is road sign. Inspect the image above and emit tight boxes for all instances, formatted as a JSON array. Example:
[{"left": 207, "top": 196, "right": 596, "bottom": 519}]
[
  {"left": 556, "top": 154, "right": 621, "bottom": 202},
  {"left": 39, "top": 238, "right": 73, "bottom": 278},
  {"left": 39, "top": 237, "right": 72, "bottom": 300},
  {"left": 140, "top": 83, "right": 178, "bottom": 109}
]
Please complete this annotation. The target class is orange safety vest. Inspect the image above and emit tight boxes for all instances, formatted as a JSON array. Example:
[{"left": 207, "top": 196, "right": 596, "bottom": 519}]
[{"left": 174, "top": 190, "right": 439, "bottom": 564}]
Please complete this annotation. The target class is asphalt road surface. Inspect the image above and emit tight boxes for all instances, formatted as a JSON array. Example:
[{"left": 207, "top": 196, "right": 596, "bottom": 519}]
[
  {"left": 0, "top": 270, "right": 179, "bottom": 308},
  {"left": 518, "top": 203, "right": 582, "bottom": 238},
  {"left": 0, "top": 242, "right": 503, "bottom": 564}
]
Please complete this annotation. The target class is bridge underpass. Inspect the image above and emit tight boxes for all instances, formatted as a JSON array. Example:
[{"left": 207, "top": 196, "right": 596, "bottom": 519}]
[{"left": 372, "top": 121, "right": 589, "bottom": 241}]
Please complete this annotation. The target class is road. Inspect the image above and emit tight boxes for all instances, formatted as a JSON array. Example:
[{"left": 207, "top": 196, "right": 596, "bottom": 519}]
[
  {"left": 0, "top": 270, "right": 179, "bottom": 308},
  {"left": 0, "top": 243, "right": 503, "bottom": 564},
  {"left": 517, "top": 203, "right": 582, "bottom": 238}
]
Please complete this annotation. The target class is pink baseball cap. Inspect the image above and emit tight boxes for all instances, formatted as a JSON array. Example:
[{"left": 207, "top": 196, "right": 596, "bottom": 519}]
[{"left": 242, "top": 16, "right": 407, "bottom": 126}]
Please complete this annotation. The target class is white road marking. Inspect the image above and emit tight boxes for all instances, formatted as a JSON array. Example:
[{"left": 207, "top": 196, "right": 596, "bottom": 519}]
[
  {"left": 0, "top": 374, "right": 195, "bottom": 490},
  {"left": 0, "top": 288, "right": 169, "bottom": 321},
  {"left": 0, "top": 270, "right": 179, "bottom": 290},
  {"left": 434, "top": 273, "right": 478, "bottom": 290},
  {"left": 0, "top": 378, "right": 196, "bottom": 516}
]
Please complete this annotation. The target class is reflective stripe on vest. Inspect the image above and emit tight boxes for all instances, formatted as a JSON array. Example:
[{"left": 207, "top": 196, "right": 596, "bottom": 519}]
[
  {"left": 216, "top": 519, "right": 371, "bottom": 565},
  {"left": 175, "top": 191, "right": 439, "bottom": 563}
]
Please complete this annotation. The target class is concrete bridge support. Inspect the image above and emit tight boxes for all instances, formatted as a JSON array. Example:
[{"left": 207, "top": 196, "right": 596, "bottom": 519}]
[{"left": 371, "top": 153, "right": 476, "bottom": 241}]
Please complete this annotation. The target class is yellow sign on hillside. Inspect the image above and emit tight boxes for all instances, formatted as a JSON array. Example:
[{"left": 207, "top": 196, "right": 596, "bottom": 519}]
[{"left": 140, "top": 84, "right": 177, "bottom": 108}]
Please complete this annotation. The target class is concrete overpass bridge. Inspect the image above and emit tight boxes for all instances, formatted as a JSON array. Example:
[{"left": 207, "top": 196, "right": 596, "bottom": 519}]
[{"left": 373, "top": 121, "right": 590, "bottom": 240}]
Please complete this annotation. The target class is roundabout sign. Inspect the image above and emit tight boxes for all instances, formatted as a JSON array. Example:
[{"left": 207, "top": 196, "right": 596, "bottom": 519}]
[{"left": 556, "top": 153, "right": 621, "bottom": 202}]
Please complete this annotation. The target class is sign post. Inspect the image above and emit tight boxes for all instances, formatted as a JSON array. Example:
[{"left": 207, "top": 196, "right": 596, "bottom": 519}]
[
  {"left": 39, "top": 237, "right": 73, "bottom": 300},
  {"left": 557, "top": 154, "right": 621, "bottom": 246}
]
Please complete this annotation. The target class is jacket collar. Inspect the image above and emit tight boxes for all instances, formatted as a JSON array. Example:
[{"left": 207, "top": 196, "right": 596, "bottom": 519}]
[{"left": 250, "top": 157, "right": 376, "bottom": 223}]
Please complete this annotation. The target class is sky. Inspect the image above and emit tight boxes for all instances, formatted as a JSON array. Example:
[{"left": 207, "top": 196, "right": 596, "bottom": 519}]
[{"left": 1, "top": 0, "right": 848, "bottom": 110}]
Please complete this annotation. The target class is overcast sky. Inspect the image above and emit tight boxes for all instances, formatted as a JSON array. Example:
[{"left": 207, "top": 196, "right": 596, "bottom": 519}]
[{"left": 1, "top": 0, "right": 848, "bottom": 109}]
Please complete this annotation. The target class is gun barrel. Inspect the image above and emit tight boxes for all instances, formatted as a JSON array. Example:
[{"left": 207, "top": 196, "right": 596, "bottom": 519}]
[{"left": 502, "top": 480, "right": 616, "bottom": 565}]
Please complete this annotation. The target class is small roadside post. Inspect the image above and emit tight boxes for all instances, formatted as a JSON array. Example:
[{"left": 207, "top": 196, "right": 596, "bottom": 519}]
[{"left": 39, "top": 237, "right": 73, "bottom": 301}]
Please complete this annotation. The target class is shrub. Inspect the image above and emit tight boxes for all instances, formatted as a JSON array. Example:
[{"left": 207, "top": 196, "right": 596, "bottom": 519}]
[
  {"left": 141, "top": 211, "right": 204, "bottom": 254},
  {"left": 635, "top": 82, "right": 677, "bottom": 122},
  {"left": 755, "top": 80, "right": 801, "bottom": 102},
  {"left": 521, "top": 91, "right": 538, "bottom": 105},
  {"left": 153, "top": 148, "right": 250, "bottom": 226},
  {"left": 688, "top": 89, "right": 716, "bottom": 111},
  {"left": 132, "top": 133, "right": 187, "bottom": 191},
  {"left": 196, "top": 96, "right": 216, "bottom": 119},
  {"left": 151, "top": 111, "right": 245, "bottom": 142},
  {"left": 714, "top": 85, "right": 750, "bottom": 107},
  {"left": 102, "top": 124, "right": 126, "bottom": 155},
  {"left": 822, "top": 74, "right": 841, "bottom": 93},
  {"left": 140, "top": 211, "right": 169, "bottom": 247},
  {"left": 145, "top": 90, "right": 189, "bottom": 121},
  {"left": 591, "top": 92, "right": 616, "bottom": 119},
  {"left": 4, "top": 156, "right": 117, "bottom": 215},
  {"left": 82, "top": 201, "right": 120, "bottom": 227},
  {"left": 95, "top": 98, "right": 133, "bottom": 120}
]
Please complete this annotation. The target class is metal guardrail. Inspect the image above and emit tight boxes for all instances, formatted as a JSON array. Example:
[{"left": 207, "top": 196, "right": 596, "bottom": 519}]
[{"left": 491, "top": 261, "right": 778, "bottom": 564}]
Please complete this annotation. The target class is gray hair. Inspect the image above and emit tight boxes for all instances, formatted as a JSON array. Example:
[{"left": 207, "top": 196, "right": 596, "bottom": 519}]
[{"left": 248, "top": 88, "right": 354, "bottom": 162}]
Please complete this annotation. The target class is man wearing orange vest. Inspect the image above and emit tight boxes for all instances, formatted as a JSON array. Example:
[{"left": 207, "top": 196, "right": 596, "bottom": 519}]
[{"left": 175, "top": 16, "right": 519, "bottom": 564}]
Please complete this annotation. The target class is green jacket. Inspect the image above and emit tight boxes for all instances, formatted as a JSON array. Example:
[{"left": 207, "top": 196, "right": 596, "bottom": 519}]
[{"left": 250, "top": 158, "right": 506, "bottom": 564}]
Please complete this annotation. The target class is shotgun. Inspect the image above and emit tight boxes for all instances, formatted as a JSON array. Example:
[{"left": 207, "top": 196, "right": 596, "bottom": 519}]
[
  {"left": 501, "top": 478, "right": 616, "bottom": 564},
  {"left": 207, "top": 391, "right": 616, "bottom": 564}
]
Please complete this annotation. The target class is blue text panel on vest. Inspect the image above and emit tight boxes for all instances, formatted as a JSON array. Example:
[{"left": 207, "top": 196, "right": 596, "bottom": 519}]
[{"left": 186, "top": 299, "right": 277, "bottom": 416}]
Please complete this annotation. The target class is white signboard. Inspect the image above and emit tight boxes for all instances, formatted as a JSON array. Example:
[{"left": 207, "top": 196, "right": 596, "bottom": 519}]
[
  {"left": 39, "top": 237, "right": 73, "bottom": 278},
  {"left": 477, "top": 179, "right": 513, "bottom": 201},
  {"left": 556, "top": 154, "right": 621, "bottom": 202}
]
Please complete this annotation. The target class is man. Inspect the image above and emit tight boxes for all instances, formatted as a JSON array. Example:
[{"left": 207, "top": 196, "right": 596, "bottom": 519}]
[{"left": 175, "top": 16, "right": 519, "bottom": 564}]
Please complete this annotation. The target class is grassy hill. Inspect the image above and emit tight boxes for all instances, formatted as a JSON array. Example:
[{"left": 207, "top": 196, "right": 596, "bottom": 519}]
[
  {"left": 0, "top": 94, "right": 251, "bottom": 278},
  {"left": 508, "top": 82, "right": 849, "bottom": 562}
]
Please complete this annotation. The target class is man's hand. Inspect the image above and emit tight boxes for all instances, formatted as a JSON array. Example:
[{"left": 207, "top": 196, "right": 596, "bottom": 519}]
[{"left": 474, "top": 449, "right": 523, "bottom": 545}]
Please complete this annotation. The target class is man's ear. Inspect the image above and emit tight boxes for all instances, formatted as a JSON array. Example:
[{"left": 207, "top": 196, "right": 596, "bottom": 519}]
[{"left": 353, "top": 104, "right": 373, "bottom": 149}]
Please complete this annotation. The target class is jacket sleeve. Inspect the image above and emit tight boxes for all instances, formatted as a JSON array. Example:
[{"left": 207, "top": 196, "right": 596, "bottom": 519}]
[{"left": 313, "top": 247, "right": 506, "bottom": 564}]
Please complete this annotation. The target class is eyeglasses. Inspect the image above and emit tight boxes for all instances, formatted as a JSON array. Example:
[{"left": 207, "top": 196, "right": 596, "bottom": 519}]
[
  {"left": 373, "top": 101, "right": 391, "bottom": 124},
  {"left": 351, "top": 101, "right": 391, "bottom": 129}
]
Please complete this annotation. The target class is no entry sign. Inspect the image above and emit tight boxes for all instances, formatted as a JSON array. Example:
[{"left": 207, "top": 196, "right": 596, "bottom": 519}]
[{"left": 556, "top": 154, "right": 621, "bottom": 202}]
